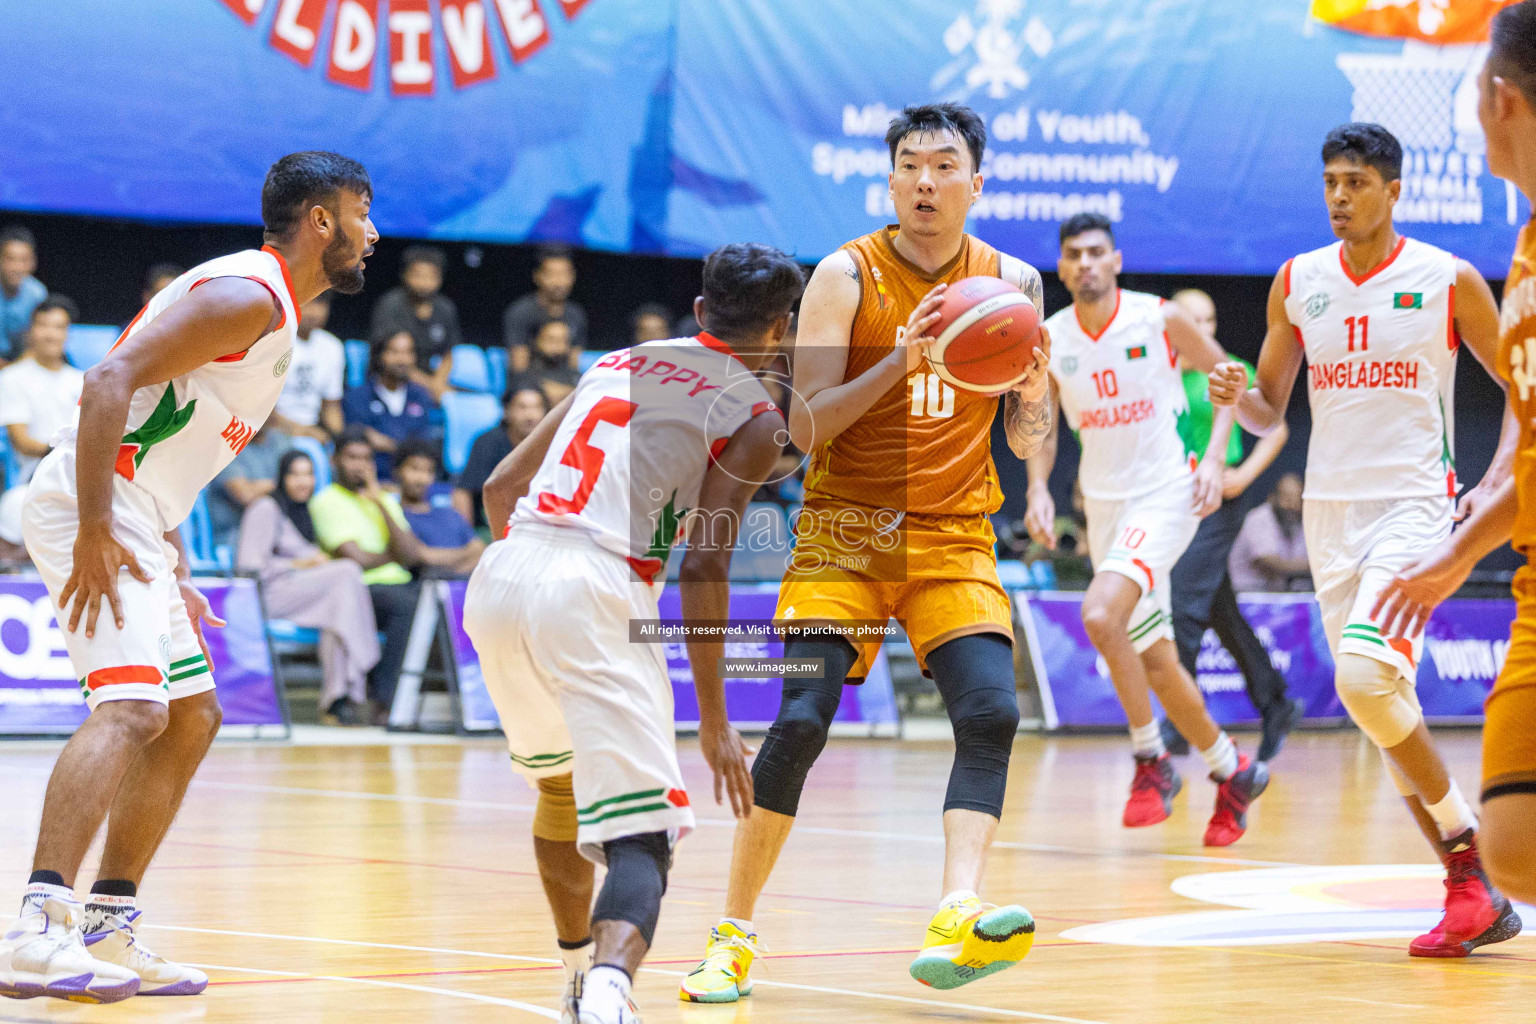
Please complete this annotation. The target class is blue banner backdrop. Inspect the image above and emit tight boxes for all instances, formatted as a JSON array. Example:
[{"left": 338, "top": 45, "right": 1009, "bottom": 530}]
[{"left": 0, "top": 1, "right": 1524, "bottom": 271}]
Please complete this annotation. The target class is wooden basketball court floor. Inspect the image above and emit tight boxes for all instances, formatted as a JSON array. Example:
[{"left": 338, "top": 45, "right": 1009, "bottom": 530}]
[{"left": 2, "top": 729, "right": 1534, "bottom": 1023}]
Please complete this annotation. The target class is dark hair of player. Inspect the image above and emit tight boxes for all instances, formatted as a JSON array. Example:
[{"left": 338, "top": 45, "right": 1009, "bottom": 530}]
[
  {"left": 401, "top": 245, "right": 446, "bottom": 272},
  {"left": 335, "top": 424, "right": 373, "bottom": 456},
  {"left": 394, "top": 436, "right": 441, "bottom": 471},
  {"left": 0, "top": 225, "right": 37, "bottom": 250},
  {"left": 698, "top": 243, "right": 807, "bottom": 343},
  {"left": 261, "top": 151, "right": 372, "bottom": 240},
  {"left": 32, "top": 294, "right": 78, "bottom": 323},
  {"left": 1059, "top": 212, "right": 1115, "bottom": 246},
  {"left": 1491, "top": 1, "right": 1536, "bottom": 107},
  {"left": 143, "top": 263, "right": 184, "bottom": 291},
  {"left": 885, "top": 103, "right": 987, "bottom": 176},
  {"left": 1321, "top": 123, "right": 1403, "bottom": 182}
]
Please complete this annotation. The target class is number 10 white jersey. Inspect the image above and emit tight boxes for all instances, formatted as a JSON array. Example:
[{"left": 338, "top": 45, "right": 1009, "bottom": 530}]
[
  {"left": 1283, "top": 236, "right": 1458, "bottom": 501},
  {"left": 508, "top": 334, "right": 778, "bottom": 582}
]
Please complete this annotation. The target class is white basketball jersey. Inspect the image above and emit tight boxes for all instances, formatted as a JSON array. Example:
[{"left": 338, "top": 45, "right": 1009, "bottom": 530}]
[
  {"left": 1284, "top": 237, "right": 1458, "bottom": 501},
  {"left": 55, "top": 246, "right": 298, "bottom": 531},
  {"left": 510, "top": 334, "right": 779, "bottom": 582},
  {"left": 1044, "top": 289, "right": 1193, "bottom": 500}
]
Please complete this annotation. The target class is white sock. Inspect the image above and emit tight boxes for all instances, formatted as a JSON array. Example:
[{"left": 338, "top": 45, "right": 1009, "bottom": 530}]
[
  {"left": 718, "top": 917, "right": 754, "bottom": 936},
  {"left": 19, "top": 882, "right": 74, "bottom": 918},
  {"left": 1130, "top": 722, "right": 1165, "bottom": 759},
  {"left": 558, "top": 938, "right": 593, "bottom": 985},
  {"left": 582, "top": 965, "right": 632, "bottom": 1017},
  {"left": 1425, "top": 781, "right": 1478, "bottom": 842},
  {"left": 940, "top": 889, "right": 978, "bottom": 908},
  {"left": 1200, "top": 732, "right": 1239, "bottom": 781},
  {"left": 82, "top": 893, "right": 135, "bottom": 934}
]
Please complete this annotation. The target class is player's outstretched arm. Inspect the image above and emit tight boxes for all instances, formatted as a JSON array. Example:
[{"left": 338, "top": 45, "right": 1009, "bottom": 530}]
[
  {"left": 679, "top": 412, "right": 785, "bottom": 819},
  {"left": 481, "top": 393, "right": 575, "bottom": 538},
  {"left": 786, "top": 250, "right": 940, "bottom": 451},
  {"left": 1451, "top": 258, "right": 1521, "bottom": 520},
  {"left": 59, "top": 278, "right": 279, "bottom": 639}
]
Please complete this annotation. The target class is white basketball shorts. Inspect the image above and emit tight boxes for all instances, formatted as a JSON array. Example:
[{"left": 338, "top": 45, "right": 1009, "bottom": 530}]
[
  {"left": 463, "top": 522, "right": 694, "bottom": 864},
  {"left": 21, "top": 445, "right": 212, "bottom": 709},
  {"left": 1085, "top": 475, "right": 1201, "bottom": 654},
  {"left": 1304, "top": 496, "right": 1453, "bottom": 681}
]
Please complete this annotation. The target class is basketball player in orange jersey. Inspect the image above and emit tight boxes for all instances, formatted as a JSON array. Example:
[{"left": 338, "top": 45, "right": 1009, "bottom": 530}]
[
  {"left": 1209, "top": 118, "right": 1520, "bottom": 957},
  {"left": 680, "top": 103, "right": 1053, "bottom": 1003},
  {"left": 1372, "top": 0, "right": 1536, "bottom": 914}
]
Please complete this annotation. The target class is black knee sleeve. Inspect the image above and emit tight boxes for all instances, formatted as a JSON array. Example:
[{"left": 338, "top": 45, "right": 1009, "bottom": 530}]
[
  {"left": 927, "top": 633, "right": 1019, "bottom": 818},
  {"left": 750, "top": 637, "right": 855, "bottom": 817},
  {"left": 592, "top": 831, "right": 670, "bottom": 946}
]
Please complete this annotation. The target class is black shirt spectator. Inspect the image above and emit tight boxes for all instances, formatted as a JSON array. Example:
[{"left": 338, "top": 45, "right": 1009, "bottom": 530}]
[
  {"left": 453, "top": 379, "right": 550, "bottom": 529},
  {"left": 503, "top": 244, "right": 587, "bottom": 372},
  {"left": 370, "top": 245, "right": 460, "bottom": 398}
]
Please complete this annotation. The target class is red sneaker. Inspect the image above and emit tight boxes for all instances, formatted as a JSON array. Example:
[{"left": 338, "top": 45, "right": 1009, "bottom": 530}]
[
  {"left": 1410, "top": 831, "right": 1524, "bottom": 958},
  {"left": 1123, "top": 753, "right": 1182, "bottom": 827},
  {"left": 1203, "top": 755, "right": 1268, "bottom": 847}
]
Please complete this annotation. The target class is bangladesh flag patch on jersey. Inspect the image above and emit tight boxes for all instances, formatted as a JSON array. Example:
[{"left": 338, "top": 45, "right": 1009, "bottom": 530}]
[
  {"left": 1125, "top": 345, "right": 1147, "bottom": 360},
  {"left": 1394, "top": 292, "right": 1423, "bottom": 309}
]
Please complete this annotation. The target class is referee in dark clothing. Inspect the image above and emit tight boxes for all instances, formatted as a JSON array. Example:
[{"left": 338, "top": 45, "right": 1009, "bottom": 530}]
[{"left": 1161, "top": 290, "right": 1306, "bottom": 763}]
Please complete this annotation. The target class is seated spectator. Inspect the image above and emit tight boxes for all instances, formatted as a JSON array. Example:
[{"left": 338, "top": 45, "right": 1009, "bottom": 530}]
[
  {"left": 0, "top": 226, "right": 46, "bottom": 362},
  {"left": 0, "top": 296, "right": 84, "bottom": 485},
  {"left": 236, "top": 450, "right": 380, "bottom": 726},
  {"left": 503, "top": 245, "right": 586, "bottom": 373},
  {"left": 394, "top": 440, "right": 485, "bottom": 574},
  {"left": 528, "top": 320, "right": 581, "bottom": 404},
  {"left": 312, "top": 428, "right": 444, "bottom": 718},
  {"left": 631, "top": 302, "right": 673, "bottom": 344},
  {"left": 142, "top": 262, "right": 184, "bottom": 307},
  {"left": 270, "top": 292, "right": 345, "bottom": 439},
  {"left": 453, "top": 379, "right": 550, "bottom": 529},
  {"left": 0, "top": 485, "right": 28, "bottom": 567},
  {"left": 1230, "top": 472, "right": 1311, "bottom": 591},
  {"left": 370, "top": 246, "right": 460, "bottom": 397},
  {"left": 342, "top": 330, "right": 440, "bottom": 481},
  {"left": 207, "top": 421, "right": 290, "bottom": 550}
]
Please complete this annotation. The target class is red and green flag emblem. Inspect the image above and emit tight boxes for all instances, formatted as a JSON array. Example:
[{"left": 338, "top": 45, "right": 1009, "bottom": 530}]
[
  {"left": 1394, "top": 292, "right": 1422, "bottom": 309},
  {"left": 1125, "top": 344, "right": 1148, "bottom": 360}
]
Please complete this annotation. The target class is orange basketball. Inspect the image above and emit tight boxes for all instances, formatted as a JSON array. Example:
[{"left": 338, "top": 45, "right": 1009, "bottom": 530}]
[{"left": 927, "top": 276, "right": 1042, "bottom": 393}]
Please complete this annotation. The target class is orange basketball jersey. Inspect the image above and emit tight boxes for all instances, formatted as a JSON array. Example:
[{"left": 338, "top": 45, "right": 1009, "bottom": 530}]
[
  {"left": 1499, "top": 218, "right": 1536, "bottom": 556},
  {"left": 802, "top": 226, "right": 1004, "bottom": 516}
]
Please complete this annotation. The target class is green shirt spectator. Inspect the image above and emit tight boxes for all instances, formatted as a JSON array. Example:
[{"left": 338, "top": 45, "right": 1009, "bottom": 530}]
[
  {"left": 310, "top": 483, "right": 413, "bottom": 585},
  {"left": 1179, "top": 357, "right": 1253, "bottom": 467}
]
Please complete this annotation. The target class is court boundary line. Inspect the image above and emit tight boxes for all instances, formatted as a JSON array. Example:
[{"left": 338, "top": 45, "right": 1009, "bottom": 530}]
[{"left": 188, "top": 962, "right": 559, "bottom": 1018}]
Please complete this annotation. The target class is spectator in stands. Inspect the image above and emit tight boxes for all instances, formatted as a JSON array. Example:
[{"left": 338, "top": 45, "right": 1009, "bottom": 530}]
[
  {"left": 142, "top": 262, "right": 184, "bottom": 307},
  {"left": 453, "top": 378, "right": 549, "bottom": 529},
  {"left": 394, "top": 440, "right": 485, "bottom": 574},
  {"left": 370, "top": 245, "right": 460, "bottom": 397},
  {"left": 0, "top": 486, "right": 27, "bottom": 567},
  {"left": 528, "top": 319, "right": 581, "bottom": 403},
  {"left": 236, "top": 449, "right": 380, "bottom": 726},
  {"left": 503, "top": 244, "right": 586, "bottom": 372},
  {"left": 0, "top": 296, "right": 84, "bottom": 485},
  {"left": 311, "top": 427, "right": 436, "bottom": 719},
  {"left": 1230, "top": 472, "right": 1311, "bottom": 591},
  {"left": 270, "top": 291, "right": 345, "bottom": 439},
  {"left": 631, "top": 302, "right": 673, "bottom": 344},
  {"left": 207, "top": 421, "right": 290, "bottom": 550},
  {"left": 0, "top": 226, "right": 46, "bottom": 362},
  {"left": 343, "top": 330, "right": 440, "bottom": 481}
]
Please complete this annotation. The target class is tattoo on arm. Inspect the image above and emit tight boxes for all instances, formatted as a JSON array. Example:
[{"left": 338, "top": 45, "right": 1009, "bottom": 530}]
[
  {"left": 1005, "top": 389, "right": 1052, "bottom": 459},
  {"left": 844, "top": 262, "right": 860, "bottom": 282},
  {"left": 1014, "top": 262, "right": 1045, "bottom": 311}
]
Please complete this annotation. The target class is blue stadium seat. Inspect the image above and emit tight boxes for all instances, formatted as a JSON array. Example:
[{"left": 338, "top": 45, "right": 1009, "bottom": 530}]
[
  {"left": 345, "top": 339, "right": 369, "bottom": 389},
  {"left": 577, "top": 350, "right": 603, "bottom": 374},
  {"left": 0, "top": 430, "right": 17, "bottom": 491},
  {"left": 179, "top": 492, "right": 226, "bottom": 574},
  {"left": 447, "top": 344, "right": 492, "bottom": 393},
  {"left": 996, "top": 559, "right": 1030, "bottom": 589},
  {"left": 266, "top": 619, "right": 321, "bottom": 646},
  {"left": 65, "top": 324, "right": 120, "bottom": 369},
  {"left": 441, "top": 392, "right": 501, "bottom": 476},
  {"left": 487, "top": 346, "right": 508, "bottom": 397},
  {"left": 288, "top": 435, "right": 331, "bottom": 491}
]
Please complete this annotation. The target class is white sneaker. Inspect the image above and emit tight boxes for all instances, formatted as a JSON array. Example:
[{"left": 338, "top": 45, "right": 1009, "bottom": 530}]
[
  {"left": 560, "top": 969, "right": 583, "bottom": 1024},
  {"left": 0, "top": 897, "right": 139, "bottom": 1003},
  {"left": 578, "top": 1000, "right": 642, "bottom": 1024},
  {"left": 83, "top": 910, "right": 207, "bottom": 996}
]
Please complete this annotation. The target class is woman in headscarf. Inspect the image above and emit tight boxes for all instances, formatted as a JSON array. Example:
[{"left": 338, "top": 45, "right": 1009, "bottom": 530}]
[{"left": 236, "top": 449, "right": 381, "bottom": 725}]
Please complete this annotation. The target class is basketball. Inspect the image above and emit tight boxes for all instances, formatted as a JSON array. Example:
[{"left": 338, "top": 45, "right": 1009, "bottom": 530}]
[{"left": 927, "top": 276, "right": 1043, "bottom": 393}]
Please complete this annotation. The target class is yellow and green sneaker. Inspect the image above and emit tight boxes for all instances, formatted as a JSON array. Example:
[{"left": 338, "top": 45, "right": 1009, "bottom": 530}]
[
  {"left": 908, "top": 897, "right": 1035, "bottom": 990},
  {"left": 678, "top": 922, "right": 760, "bottom": 1003}
]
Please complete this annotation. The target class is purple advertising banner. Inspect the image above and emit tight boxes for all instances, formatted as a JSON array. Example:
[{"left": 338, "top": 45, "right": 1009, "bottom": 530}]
[
  {"left": 0, "top": 575, "right": 286, "bottom": 737},
  {"left": 1017, "top": 591, "right": 1514, "bottom": 729},
  {"left": 441, "top": 580, "right": 899, "bottom": 734}
]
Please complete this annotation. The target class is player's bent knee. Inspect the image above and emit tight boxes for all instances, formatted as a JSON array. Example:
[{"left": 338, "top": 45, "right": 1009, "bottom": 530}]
[
  {"left": 1080, "top": 597, "right": 1129, "bottom": 648},
  {"left": 96, "top": 698, "right": 170, "bottom": 746},
  {"left": 534, "top": 773, "right": 580, "bottom": 843},
  {"left": 592, "top": 831, "right": 670, "bottom": 946},
  {"left": 1334, "top": 654, "right": 1419, "bottom": 749},
  {"left": 953, "top": 691, "right": 1021, "bottom": 748}
]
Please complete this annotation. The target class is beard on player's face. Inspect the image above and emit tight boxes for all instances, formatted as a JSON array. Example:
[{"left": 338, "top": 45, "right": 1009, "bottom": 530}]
[{"left": 323, "top": 221, "right": 367, "bottom": 295}]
